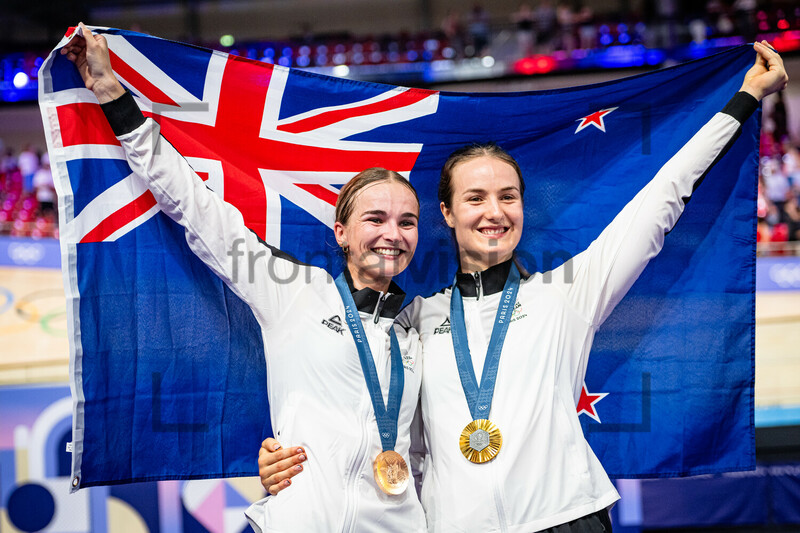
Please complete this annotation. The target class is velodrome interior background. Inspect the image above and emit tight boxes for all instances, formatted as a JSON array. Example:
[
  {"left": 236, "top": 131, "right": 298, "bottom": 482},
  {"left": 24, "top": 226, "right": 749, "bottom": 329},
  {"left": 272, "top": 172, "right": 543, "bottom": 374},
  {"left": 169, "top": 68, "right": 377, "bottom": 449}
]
[{"left": 1, "top": 1, "right": 799, "bottom": 531}]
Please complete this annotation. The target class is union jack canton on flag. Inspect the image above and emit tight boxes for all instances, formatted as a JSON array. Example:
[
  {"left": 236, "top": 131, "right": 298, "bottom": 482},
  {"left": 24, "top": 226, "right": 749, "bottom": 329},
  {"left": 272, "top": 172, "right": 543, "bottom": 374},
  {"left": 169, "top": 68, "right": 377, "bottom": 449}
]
[{"left": 38, "top": 27, "right": 760, "bottom": 489}]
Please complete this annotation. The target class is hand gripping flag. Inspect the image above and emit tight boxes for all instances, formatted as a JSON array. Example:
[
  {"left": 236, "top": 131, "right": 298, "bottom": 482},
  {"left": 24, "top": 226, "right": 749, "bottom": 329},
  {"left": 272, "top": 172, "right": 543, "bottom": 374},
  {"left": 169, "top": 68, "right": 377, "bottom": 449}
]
[{"left": 39, "top": 27, "right": 759, "bottom": 489}]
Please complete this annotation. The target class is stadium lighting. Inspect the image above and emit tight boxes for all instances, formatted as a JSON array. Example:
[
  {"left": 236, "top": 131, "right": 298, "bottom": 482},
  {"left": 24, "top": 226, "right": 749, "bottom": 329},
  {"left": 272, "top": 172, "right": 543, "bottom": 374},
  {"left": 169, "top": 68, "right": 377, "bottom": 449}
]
[
  {"left": 13, "top": 72, "right": 29, "bottom": 89},
  {"left": 333, "top": 65, "right": 350, "bottom": 77},
  {"left": 219, "top": 35, "right": 235, "bottom": 47}
]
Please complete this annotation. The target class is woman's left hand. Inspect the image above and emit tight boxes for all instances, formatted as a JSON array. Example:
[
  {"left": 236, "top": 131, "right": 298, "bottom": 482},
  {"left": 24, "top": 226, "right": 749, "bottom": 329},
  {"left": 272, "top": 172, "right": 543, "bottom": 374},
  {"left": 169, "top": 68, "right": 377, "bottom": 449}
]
[
  {"left": 740, "top": 40, "right": 789, "bottom": 101},
  {"left": 258, "top": 438, "right": 307, "bottom": 495}
]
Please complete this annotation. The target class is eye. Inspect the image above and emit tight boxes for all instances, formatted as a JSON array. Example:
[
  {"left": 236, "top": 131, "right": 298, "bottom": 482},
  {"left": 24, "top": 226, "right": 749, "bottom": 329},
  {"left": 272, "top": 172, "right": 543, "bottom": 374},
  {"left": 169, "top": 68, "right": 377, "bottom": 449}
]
[
  {"left": 400, "top": 219, "right": 417, "bottom": 228},
  {"left": 367, "top": 217, "right": 383, "bottom": 224},
  {"left": 467, "top": 195, "right": 482, "bottom": 203}
]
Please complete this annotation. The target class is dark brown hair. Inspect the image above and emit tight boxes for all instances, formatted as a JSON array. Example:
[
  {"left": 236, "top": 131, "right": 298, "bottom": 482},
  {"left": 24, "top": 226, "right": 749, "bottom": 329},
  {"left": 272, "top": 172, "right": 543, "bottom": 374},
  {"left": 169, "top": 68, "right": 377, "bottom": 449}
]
[
  {"left": 438, "top": 142, "right": 525, "bottom": 208},
  {"left": 335, "top": 167, "right": 419, "bottom": 225}
]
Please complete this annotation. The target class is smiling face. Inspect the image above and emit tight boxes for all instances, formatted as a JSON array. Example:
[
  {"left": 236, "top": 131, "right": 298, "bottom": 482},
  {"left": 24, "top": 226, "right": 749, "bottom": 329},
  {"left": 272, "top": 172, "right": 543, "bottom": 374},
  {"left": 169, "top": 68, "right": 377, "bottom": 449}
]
[
  {"left": 441, "top": 155, "right": 524, "bottom": 272},
  {"left": 334, "top": 180, "right": 419, "bottom": 292}
]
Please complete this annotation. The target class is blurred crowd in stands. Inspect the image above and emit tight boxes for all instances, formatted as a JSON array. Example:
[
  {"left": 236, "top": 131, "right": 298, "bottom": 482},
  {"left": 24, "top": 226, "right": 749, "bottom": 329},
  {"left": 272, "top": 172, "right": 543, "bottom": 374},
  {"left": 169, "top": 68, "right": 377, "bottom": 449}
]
[
  {"left": 217, "top": 1, "right": 800, "bottom": 70},
  {"left": 759, "top": 91, "right": 800, "bottom": 252},
  {"left": 0, "top": 142, "right": 57, "bottom": 238},
  {"left": 3, "top": 2, "right": 800, "bottom": 84}
]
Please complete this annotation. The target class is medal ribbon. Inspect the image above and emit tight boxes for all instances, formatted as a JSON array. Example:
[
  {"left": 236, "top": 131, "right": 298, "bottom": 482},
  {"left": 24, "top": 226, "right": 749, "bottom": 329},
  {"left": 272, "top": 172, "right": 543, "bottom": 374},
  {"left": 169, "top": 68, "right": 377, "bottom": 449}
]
[
  {"left": 335, "top": 274, "right": 405, "bottom": 452},
  {"left": 450, "top": 262, "right": 520, "bottom": 421}
]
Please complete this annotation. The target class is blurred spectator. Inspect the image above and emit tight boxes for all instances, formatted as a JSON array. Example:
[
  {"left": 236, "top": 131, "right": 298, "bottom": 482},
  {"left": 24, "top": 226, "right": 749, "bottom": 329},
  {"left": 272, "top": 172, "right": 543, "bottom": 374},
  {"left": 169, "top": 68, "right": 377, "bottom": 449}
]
[
  {"left": 733, "top": 0, "right": 758, "bottom": 42},
  {"left": 762, "top": 156, "right": 790, "bottom": 212},
  {"left": 467, "top": 4, "right": 491, "bottom": 57},
  {"left": 706, "top": 0, "right": 735, "bottom": 36},
  {"left": 782, "top": 193, "right": 800, "bottom": 242},
  {"left": 689, "top": 17, "right": 708, "bottom": 45},
  {"left": 655, "top": 0, "right": 679, "bottom": 49},
  {"left": 535, "top": 0, "right": 557, "bottom": 54},
  {"left": 784, "top": 146, "right": 800, "bottom": 185},
  {"left": 716, "top": 12, "right": 735, "bottom": 35},
  {"left": 577, "top": 7, "right": 597, "bottom": 50},
  {"left": 1, "top": 148, "right": 16, "bottom": 173},
  {"left": 511, "top": 3, "right": 535, "bottom": 57},
  {"left": 441, "top": 9, "right": 465, "bottom": 57},
  {"left": 33, "top": 153, "right": 55, "bottom": 219},
  {"left": 757, "top": 177, "right": 776, "bottom": 243},
  {"left": 18, "top": 144, "right": 39, "bottom": 194},
  {"left": 772, "top": 91, "right": 788, "bottom": 145},
  {"left": 556, "top": 3, "right": 576, "bottom": 52}
]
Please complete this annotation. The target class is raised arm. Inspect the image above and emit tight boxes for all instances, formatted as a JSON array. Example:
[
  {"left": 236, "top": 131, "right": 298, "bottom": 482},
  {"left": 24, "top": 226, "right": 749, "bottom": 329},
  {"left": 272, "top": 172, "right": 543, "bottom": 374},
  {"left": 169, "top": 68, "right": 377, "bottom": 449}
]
[
  {"left": 62, "top": 24, "right": 316, "bottom": 328},
  {"left": 558, "top": 41, "right": 787, "bottom": 327}
]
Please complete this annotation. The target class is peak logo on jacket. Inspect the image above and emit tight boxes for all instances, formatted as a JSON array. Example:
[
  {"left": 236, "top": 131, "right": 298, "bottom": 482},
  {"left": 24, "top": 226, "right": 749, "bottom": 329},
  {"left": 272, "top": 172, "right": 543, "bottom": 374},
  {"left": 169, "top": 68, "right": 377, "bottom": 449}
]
[
  {"left": 321, "top": 315, "right": 345, "bottom": 335},
  {"left": 433, "top": 318, "right": 450, "bottom": 335},
  {"left": 433, "top": 303, "right": 525, "bottom": 335}
]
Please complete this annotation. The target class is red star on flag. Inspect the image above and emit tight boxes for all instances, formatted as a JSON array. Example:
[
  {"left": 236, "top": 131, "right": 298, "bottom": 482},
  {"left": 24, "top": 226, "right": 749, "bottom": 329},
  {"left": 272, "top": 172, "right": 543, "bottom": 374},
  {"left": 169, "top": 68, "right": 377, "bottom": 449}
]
[
  {"left": 574, "top": 107, "right": 618, "bottom": 133},
  {"left": 576, "top": 383, "right": 608, "bottom": 423}
]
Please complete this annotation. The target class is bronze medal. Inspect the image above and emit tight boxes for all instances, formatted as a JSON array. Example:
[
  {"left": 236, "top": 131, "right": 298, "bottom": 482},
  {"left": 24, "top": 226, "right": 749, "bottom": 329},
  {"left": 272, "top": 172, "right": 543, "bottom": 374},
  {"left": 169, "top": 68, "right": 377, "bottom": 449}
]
[
  {"left": 459, "top": 419, "right": 502, "bottom": 463},
  {"left": 373, "top": 450, "right": 410, "bottom": 495}
]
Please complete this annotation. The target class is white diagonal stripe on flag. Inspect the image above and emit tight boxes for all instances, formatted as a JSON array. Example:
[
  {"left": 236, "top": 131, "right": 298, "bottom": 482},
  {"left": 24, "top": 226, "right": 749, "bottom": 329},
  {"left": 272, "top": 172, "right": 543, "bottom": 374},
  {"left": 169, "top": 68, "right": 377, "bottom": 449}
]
[
  {"left": 299, "top": 93, "right": 440, "bottom": 141},
  {"left": 67, "top": 173, "right": 155, "bottom": 243}
]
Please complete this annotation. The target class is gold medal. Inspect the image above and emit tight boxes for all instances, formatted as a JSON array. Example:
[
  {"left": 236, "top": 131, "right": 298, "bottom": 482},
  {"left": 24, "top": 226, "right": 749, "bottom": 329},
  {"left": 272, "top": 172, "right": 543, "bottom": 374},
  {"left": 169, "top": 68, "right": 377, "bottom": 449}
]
[
  {"left": 459, "top": 419, "right": 502, "bottom": 463},
  {"left": 373, "top": 450, "right": 410, "bottom": 495}
]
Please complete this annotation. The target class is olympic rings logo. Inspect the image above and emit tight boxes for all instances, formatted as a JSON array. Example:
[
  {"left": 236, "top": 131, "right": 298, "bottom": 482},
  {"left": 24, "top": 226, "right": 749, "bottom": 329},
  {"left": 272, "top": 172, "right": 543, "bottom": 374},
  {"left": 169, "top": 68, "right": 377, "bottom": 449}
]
[
  {"left": 0, "top": 287, "right": 67, "bottom": 337},
  {"left": 768, "top": 263, "right": 800, "bottom": 289},
  {"left": 7, "top": 243, "right": 46, "bottom": 265}
]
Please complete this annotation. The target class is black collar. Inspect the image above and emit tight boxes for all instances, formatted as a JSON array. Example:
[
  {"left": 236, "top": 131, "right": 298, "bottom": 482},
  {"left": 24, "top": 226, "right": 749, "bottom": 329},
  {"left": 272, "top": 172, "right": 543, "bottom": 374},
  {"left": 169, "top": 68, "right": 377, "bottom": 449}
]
[
  {"left": 342, "top": 268, "right": 406, "bottom": 319},
  {"left": 455, "top": 258, "right": 529, "bottom": 298}
]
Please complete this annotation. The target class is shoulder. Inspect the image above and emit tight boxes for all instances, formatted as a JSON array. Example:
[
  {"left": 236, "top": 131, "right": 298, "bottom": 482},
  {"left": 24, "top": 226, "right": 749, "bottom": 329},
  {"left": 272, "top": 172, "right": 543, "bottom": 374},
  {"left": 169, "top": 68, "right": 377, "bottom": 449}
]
[{"left": 397, "top": 288, "right": 451, "bottom": 330}]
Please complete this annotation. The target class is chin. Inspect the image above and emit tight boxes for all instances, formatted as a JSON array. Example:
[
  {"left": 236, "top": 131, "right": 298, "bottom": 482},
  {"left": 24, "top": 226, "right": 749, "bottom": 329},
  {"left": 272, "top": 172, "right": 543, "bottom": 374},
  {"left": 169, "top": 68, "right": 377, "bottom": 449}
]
[
  {"left": 370, "top": 263, "right": 406, "bottom": 282},
  {"left": 481, "top": 242, "right": 514, "bottom": 259}
]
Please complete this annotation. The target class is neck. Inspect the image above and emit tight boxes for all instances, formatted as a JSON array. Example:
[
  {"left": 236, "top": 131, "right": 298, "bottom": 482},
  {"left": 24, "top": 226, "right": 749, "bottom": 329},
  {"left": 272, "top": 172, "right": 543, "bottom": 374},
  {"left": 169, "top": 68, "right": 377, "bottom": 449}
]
[
  {"left": 458, "top": 249, "right": 513, "bottom": 274},
  {"left": 347, "top": 264, "right": 391, "bottom": 293}
]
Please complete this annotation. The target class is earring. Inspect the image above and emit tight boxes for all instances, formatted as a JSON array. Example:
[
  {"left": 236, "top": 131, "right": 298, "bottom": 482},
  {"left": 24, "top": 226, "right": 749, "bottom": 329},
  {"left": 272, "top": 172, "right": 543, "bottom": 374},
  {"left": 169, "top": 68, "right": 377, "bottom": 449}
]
[{"left": 340, "top": 241, "right": 349, "bottom": 254}]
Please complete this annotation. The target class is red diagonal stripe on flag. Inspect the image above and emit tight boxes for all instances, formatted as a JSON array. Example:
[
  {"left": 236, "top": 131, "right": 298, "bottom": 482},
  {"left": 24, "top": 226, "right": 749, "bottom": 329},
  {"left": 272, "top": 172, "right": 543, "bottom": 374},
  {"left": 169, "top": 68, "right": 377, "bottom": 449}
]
[
  {"left": 295, "top": 183, "right": 339, "bottom": 206},
  {"left": 58, "top": 103, "right": 120, "bottom": 147},
  {"left": 109, "top": 49, "right": 178, "bottom": 107},
  {"left": 80, "top": 190, "right": 157, "bottom": 243},
  {"left": 278, "top": 89, "right": 434, "bottom": 134}
]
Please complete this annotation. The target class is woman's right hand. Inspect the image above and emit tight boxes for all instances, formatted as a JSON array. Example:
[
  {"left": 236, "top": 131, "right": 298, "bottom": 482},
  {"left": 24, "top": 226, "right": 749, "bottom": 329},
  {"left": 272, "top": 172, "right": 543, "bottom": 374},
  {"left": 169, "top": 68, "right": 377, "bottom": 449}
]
[
  {"left": 739, "top": 40, "right": 788, "bottom": 101},
  {"left": 258, "top": 438, "right": 307, "bottom": 495},
  {"left": 60, "top": 22, "right": 125, "bottom": 103}
]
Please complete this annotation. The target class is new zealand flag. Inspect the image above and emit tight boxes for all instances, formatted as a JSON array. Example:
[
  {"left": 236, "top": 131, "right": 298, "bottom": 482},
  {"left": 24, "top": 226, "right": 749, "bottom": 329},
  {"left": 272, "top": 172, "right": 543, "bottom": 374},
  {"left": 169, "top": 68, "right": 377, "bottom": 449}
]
[{"left": 38, "top": 27, "right": 758, "bottom": 489}]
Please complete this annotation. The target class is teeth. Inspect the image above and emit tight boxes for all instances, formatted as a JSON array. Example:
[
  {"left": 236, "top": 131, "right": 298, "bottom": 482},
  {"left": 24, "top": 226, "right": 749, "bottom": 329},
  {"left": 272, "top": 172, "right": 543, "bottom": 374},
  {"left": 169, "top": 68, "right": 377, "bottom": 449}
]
[
  {"left": 373, "top": 248, "right": 401, "bottom": 256},
  {"left": 480, "top": 228, "right": 506, "bottom": 236}
]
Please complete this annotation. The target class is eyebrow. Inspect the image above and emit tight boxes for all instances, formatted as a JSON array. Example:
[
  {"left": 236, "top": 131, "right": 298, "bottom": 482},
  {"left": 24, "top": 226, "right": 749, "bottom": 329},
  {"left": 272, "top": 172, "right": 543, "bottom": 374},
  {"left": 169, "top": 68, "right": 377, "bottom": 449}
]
[
  {"left": 361, "top": 210, "right": 419, "bottom": 220},
  {"left": 462, "top": 186, "right": 520, "bottom": 194}
]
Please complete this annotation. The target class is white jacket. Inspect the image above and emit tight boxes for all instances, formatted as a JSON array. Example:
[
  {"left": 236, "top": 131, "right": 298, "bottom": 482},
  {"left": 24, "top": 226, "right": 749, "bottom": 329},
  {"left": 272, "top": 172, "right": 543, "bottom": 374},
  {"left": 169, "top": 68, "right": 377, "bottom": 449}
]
[
  {"left": 398, "top": 92, "right": 758, "bottom": 532},
  {"left": 102, "top": 92, "right": 427, "bottom": 533}
]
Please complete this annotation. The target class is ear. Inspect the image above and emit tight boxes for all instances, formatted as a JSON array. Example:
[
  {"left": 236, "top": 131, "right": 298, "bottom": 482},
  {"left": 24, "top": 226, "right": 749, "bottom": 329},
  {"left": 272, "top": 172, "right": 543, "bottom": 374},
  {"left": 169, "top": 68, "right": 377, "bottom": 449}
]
[
  {"left": 333, "top": 221, "right": 346, "bottom": 245},
  {"left": 440, "top": 201, "right": 455, "bottom": 229}
]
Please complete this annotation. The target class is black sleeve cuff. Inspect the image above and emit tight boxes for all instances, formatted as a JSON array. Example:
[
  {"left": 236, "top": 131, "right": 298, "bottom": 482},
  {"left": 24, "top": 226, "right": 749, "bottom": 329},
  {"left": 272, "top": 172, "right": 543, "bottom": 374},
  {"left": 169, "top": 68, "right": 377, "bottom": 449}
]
[
  {"left": 100, "top": 90, "right": 146, "bottom": 137},
  {"left": 720, "top": 91, "right": 759, "bottom": 124}
]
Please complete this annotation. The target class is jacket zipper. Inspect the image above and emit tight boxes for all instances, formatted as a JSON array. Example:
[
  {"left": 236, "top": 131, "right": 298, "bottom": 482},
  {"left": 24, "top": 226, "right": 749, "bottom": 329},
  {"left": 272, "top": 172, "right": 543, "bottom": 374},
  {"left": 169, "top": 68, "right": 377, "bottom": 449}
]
[
  {"left": 492, "top": 459, "right": 509, "bottom": 532},
  {"left": 372, "top": 291, "right": 387, "bottom": 323},
  {"left": 473, "top": 271, "right": 482, "bottom": 300}
]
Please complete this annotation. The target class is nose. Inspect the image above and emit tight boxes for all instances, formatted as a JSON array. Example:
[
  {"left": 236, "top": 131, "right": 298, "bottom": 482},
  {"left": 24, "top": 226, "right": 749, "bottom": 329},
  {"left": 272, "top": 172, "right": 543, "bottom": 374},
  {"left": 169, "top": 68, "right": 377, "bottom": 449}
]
[
  {"left": 382, "top": 220, "right": 402, "bottom": 243},
  {"left": 485, "top": 197, "right": 504, "bottom": 221}
]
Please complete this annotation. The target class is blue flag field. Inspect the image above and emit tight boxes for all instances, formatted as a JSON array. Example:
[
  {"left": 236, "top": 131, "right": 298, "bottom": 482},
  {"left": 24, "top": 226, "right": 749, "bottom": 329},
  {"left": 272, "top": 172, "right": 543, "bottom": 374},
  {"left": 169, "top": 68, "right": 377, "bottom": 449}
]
[{"left": 38, "top": 27, "right": 758, "bottom": 489}]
